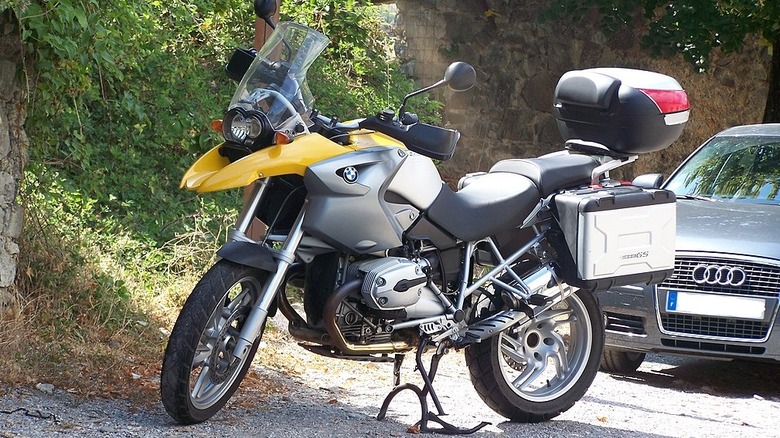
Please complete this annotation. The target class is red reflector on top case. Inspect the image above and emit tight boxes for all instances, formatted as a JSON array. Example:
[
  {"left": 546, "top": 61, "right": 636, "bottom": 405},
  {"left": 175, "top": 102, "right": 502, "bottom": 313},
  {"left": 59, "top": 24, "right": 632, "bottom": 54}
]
[{"left": 639, "top": 89, "right": 690, "bottom": 113}]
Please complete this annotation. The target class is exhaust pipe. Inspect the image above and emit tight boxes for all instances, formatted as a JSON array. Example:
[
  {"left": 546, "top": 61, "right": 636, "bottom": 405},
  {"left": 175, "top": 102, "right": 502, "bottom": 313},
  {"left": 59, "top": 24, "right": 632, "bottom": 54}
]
[
  {"left": 460, "top": 265, "right": 572, "bottom": 344},
  {"left": 323, "top": 279, "right": 412, "bottom": 355}
]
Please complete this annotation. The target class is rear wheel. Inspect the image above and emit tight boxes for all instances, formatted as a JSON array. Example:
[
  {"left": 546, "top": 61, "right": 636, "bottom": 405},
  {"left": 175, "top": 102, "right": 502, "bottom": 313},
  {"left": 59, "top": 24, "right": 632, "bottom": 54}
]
[
  {"left": 161, "top": 260, "right": 267, "bottom": 424},
  {"left": 465, "top": 290, "right": 604, "bottom": 422},
  {"left": 600, "top": 348, "right": 646, "bottom": 374}
]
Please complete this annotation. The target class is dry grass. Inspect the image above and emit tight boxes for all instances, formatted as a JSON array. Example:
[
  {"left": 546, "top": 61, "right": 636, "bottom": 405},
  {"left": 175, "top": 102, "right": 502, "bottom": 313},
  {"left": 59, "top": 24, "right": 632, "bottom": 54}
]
[
  {"left": 0, "top": 267, "right": 169, "bottom": 404},
  {"left": 0, "top": 220, "right": 198, "bottom": 405},
  {"left": 0, "top": 200, "right": 297, "bottom": 408}
]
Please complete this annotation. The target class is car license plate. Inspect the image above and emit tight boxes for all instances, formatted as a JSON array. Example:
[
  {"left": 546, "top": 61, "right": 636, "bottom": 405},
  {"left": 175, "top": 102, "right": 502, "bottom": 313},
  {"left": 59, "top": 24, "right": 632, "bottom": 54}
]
[{"left": 665, "top": 291, "right": 766, "bottom": 320}]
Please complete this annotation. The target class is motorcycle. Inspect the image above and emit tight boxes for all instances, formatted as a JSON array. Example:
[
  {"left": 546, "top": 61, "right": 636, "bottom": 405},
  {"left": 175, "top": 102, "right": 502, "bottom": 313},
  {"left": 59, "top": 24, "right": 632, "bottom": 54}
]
[{"left": 161, "top": 0, "right": 688, "bottom": 432}]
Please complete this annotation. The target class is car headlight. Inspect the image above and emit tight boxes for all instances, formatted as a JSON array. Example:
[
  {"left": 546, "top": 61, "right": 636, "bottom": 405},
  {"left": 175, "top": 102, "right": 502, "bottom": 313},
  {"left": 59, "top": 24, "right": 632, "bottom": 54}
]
[{"left": 222, "top": 107, "right": 274, "bottom": 149}]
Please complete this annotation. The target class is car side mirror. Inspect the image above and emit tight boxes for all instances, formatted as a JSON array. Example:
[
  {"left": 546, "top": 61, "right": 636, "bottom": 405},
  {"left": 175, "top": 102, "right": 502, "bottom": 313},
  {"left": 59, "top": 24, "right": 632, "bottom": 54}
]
[{"left": 632, "top": 173, "right": 664, "bottom": 189}]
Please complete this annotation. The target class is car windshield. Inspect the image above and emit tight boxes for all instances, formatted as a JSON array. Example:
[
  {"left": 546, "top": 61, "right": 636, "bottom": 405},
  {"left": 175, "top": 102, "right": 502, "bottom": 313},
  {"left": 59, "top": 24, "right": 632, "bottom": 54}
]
[
  {"left": 665, "top": 135, "right": 780, "bottom": 205},
  {"left": 228, "top": 22, "right": 329, "bottom": 132}
]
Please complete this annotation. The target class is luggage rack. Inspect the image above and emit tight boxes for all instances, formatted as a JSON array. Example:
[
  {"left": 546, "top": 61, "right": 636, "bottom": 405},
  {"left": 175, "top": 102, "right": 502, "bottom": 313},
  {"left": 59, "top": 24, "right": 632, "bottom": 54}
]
[{"left": 564, "top": 139, "right": 638, "bottom": 185}]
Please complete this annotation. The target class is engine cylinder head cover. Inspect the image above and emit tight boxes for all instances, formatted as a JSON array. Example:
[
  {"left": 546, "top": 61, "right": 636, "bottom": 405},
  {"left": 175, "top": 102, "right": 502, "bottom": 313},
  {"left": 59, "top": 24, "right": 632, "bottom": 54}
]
[{"left": 356, "top": 257, "right": 429, "bottom": 311}]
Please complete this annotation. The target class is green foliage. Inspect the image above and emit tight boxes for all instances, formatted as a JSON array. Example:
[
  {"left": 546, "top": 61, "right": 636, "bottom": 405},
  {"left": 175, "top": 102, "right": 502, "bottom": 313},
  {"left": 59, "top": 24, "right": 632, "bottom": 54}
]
[
  {"left": 15, "top": 0, "right": 252, "bottom": 244},
  {"left": 3, "top": 0, "right": 436, "bottom": 391},
  {"left": 542, "top": 0, "right": 643, "bottom": 36},
  {"left": 639, "top": 0, "right": 773, "bottom": 71},
  {"left": 12, "top": 0, "right": 434, "bottom": 256},
  {"left": 281, "top": 0, "right": 441, "bottom": 120},
  {"left": 8, "top": 0, "right": 432, "bottom": 315},
  {"left": 546, "top": 0, "right": 780, "bottom": 72}
]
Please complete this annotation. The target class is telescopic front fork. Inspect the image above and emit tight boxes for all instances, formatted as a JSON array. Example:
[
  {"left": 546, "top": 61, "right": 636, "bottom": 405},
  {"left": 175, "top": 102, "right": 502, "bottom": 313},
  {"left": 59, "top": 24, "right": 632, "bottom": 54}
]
[{"left": 230, "top": 184, "right": 307, "bottom": 362}]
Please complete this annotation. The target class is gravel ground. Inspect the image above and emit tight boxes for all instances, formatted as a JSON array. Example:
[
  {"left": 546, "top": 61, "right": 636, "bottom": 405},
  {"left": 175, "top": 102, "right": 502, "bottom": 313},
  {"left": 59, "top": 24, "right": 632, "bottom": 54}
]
[{"left": 2, "top": 331, "right": 780, "bottom": 437}]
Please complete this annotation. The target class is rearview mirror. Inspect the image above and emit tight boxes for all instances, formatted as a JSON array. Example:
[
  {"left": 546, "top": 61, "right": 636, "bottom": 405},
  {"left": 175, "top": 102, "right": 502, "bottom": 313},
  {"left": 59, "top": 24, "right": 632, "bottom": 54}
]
[
  {"left": 632, "top": 173, "right": 664, "bottom": 189},
  {"left": 398, "top": 61, "right": 476, "bottom": 118},
  {"left": 443, "top": 62, "right": 476, "bottom": 92},
  {"left": 254, "top": 0, "right": 278, "bottom": 28}
]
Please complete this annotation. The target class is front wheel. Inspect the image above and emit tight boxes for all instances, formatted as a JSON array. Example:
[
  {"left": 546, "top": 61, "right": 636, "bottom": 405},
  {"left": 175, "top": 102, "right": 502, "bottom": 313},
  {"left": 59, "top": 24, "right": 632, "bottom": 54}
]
[
  {"left": 465, "top": 289, "right": 604, "bottom": 422},
  {"left": 161, "top": 260, "right": 268, "bottom": 424}
]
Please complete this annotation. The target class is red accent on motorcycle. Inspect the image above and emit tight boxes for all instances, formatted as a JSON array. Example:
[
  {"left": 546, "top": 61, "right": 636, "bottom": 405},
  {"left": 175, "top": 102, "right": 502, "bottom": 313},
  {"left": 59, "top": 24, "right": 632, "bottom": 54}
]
[
  {"left": 553, "top": 68, "right": 689, "bottom": 154},
  {"left": 639, "top": 89, "right": 689, "bottom": 113},
  {"left": 210, "top": 119, "right": 223, "bottom": 133}
]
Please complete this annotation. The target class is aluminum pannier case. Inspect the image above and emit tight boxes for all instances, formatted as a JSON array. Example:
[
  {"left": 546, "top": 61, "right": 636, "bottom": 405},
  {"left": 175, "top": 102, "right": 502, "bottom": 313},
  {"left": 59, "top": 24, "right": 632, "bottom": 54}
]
[{"left": 552, "top": 185, "right": 676, "bottom": 291}]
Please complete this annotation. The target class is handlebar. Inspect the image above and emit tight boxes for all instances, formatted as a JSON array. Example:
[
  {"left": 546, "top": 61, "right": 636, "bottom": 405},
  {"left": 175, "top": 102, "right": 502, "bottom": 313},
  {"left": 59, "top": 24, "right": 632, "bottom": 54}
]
[
  {"left": 313, "top": 113, "right": 361, "bottom": 131},
  {"left": 310, "top": 109, "right": 459, "bottom": 162}
]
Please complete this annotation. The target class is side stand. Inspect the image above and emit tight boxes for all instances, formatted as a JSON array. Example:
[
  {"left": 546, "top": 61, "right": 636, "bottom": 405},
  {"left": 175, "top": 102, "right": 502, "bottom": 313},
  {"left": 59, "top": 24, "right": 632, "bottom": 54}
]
[{"left": 376, "top": 337, "right": 490, "bottom": 435}]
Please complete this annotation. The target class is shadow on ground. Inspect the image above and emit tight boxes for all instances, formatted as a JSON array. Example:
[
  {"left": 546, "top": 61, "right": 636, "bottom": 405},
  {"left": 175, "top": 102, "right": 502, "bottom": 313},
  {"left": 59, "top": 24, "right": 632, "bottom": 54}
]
[{"left": 607, "top": 353, "right": 780, "bottom": 399}]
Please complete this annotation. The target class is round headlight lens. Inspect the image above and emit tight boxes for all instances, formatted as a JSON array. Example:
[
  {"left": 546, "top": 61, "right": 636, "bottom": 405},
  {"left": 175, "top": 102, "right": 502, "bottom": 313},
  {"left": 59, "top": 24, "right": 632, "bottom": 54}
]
[
  {"left": 222, "top": 108, "right": 273, "bottom": 149},
  {"left": 229, "top": 113, "right": 252, "bottom": 141}
]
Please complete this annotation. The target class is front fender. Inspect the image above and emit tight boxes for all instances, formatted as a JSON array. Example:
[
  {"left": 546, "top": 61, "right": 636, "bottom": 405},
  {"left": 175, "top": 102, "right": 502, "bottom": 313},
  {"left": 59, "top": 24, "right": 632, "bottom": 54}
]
[
  {"left": 217, "top": 241, "right": 277, "bottom": 272},
  {"left": 181, "top": 134, "right": 355, "bottom": 193}
]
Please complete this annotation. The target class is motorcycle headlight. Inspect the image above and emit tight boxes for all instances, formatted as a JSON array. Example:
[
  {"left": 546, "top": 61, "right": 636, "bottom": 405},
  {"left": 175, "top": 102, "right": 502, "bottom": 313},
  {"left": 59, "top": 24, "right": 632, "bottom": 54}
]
[{"left": 222, "top": 108, "right": 274, "bottom": 149}]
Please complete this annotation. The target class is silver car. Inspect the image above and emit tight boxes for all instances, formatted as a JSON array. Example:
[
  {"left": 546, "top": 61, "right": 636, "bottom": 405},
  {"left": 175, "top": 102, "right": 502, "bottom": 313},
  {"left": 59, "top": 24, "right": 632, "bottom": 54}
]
[{"left": 597, "top": 123, "right": 780, "bottom": 372}]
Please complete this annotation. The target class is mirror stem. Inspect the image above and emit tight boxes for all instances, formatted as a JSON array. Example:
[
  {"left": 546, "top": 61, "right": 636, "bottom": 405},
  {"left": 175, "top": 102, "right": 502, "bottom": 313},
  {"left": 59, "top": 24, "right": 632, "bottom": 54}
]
[{"left": 399, "top": 79, "right": 444, "bottom": 118}]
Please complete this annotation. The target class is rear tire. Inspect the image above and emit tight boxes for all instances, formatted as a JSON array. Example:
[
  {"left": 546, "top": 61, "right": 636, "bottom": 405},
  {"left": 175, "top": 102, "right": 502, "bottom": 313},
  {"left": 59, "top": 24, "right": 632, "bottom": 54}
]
[
  {"left": 161, "top": 260, "right": 267, "bottom": 424},
  {"left": 600, "top": 348, "right": 646, "bottom": 374},
  {"left": 465, "top": 290, "right": 604, "bottom": 422}
]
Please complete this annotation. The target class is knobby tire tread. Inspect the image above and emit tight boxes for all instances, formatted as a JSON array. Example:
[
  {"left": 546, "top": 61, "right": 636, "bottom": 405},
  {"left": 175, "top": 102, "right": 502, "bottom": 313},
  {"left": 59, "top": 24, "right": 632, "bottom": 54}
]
[{"left": 160, "top": 261, "right": 264, "bottom": 424}]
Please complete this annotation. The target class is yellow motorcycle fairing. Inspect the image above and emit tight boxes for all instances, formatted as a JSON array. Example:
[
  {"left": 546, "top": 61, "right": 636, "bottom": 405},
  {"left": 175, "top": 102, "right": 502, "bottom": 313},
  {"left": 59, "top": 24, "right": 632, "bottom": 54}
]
[{"left": 181, "top": 131, "right": 404, "bottom": 193}]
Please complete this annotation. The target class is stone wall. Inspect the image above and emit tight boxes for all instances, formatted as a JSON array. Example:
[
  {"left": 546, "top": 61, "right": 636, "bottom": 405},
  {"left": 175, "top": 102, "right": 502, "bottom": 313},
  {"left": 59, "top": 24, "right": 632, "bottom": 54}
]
[
  {"left": 0, "top": 11, "right": 27, "bottom": 306},
  {"left": 394, "top": 0, "right": 769, "bottom": 180}
]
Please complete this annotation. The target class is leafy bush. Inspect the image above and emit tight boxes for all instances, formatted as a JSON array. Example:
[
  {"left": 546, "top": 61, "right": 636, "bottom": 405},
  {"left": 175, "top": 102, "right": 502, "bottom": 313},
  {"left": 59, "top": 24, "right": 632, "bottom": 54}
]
[
  {"left": 16, "top": 0, "right": 436, "bottom": 252},
  {"left": 4, "top": 0, "right": 437, "bottom": 391},
  {"left": 281, "top": 0, "right": 441, "bottom": 120},
  {"left": 17, "top": 0, "right": 250, "bottom": 244}
]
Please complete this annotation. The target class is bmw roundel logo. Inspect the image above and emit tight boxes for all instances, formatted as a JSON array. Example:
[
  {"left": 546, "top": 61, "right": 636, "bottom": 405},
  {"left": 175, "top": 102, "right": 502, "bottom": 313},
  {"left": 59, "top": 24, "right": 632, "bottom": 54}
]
[{"left": 343, "top": 166, "right": 358, "bottom": 183}]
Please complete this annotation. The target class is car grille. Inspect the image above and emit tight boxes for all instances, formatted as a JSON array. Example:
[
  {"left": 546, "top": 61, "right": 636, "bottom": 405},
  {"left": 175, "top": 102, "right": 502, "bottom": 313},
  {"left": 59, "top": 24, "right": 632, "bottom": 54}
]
[
  {"left": 604, "top": 312, "right": 645, "bottom": 335},
  {"left": 660, "top": 338, "right": 766, "bottom": 355},
  {"left": 661, "top": 256, "right": 780, "bottom": 298},
  {"left": 661, "top": 314, "right": 770, "bottom": 339},
  {"left": 658, "top": 255, "right": 780, "bottom": 340}
]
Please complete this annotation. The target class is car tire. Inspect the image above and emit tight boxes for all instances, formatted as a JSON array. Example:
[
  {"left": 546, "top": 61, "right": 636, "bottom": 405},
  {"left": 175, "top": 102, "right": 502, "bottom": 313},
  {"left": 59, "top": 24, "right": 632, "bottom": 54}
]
[{"left": 600, "top": 348, "right": 645, "bottom": 374}]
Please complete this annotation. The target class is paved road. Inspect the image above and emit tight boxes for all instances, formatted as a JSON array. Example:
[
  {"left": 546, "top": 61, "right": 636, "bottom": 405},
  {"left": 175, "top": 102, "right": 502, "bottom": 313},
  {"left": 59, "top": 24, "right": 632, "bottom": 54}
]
[{"left": 1, "top": 343, "right": 779, "bottom": 437}]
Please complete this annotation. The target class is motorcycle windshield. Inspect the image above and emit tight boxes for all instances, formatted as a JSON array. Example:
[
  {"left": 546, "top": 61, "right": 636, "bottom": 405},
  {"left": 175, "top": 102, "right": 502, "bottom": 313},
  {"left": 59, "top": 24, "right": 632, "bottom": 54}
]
[{"left": 229, "top": 22, "right": 329, "bottom": 132}]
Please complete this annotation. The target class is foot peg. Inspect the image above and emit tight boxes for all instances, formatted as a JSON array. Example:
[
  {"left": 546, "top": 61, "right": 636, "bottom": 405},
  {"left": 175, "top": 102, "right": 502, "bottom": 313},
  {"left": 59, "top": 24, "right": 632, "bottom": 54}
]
[{"left": 528, "top": 293, "right": 552, "bottom": 306}]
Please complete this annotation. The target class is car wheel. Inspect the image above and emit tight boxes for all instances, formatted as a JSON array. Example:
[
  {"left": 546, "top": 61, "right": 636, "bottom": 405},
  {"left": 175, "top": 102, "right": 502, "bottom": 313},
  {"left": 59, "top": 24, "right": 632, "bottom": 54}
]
[{"left": 600, "top": 348, "right": 645, "bottom": 374}]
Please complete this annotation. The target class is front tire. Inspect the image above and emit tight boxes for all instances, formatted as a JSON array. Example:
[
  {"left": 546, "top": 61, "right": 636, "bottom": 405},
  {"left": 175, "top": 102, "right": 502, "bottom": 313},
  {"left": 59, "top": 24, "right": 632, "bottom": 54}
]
[
  {"left": 161, "top": 260, "right": 267, "bottom": 424},
  {"left": 465, "top": 289, "right": 604, "bottom": 422}
]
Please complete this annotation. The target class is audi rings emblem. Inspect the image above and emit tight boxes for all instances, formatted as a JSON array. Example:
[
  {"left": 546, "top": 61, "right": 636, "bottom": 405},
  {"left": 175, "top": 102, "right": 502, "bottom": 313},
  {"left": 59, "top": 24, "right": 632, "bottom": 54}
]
[{"left": 691, "top": 264, "right": 747, "bottom": 286}]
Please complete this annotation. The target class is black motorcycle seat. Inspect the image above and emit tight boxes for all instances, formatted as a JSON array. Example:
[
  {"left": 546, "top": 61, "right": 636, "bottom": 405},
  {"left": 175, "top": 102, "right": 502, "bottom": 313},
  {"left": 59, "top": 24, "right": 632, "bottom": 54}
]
[
  {"left": 427, "top": 172, "right": 540, "bottom": 242},
  {"left": 490, "top": 152, "right": 600, "bottom": 197}
]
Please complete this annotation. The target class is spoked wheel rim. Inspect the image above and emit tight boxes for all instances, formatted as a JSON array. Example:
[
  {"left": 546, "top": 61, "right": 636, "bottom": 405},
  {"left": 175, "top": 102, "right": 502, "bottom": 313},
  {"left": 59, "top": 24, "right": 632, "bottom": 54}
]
[
  {"left": 497, "top": 293, "right": 593, "bottom": 402},
  {"left": 189, "top": 275, "right": 261, "bottom": 410}
]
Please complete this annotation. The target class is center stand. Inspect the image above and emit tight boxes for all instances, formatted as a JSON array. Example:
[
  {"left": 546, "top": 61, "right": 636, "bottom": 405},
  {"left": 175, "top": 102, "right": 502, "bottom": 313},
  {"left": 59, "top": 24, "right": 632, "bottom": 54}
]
[{"left": 376, "top": 336, "right": 490, "bottom": 435}]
